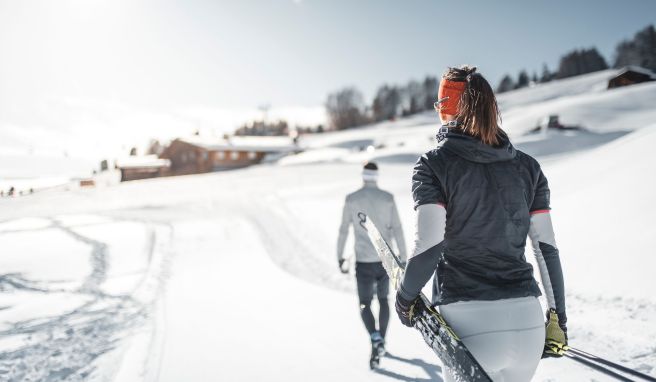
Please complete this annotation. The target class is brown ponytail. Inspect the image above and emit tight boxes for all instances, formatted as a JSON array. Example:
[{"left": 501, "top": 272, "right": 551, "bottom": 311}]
[{"left": 443, "top": 65, "right": 504, "bottom": 146}]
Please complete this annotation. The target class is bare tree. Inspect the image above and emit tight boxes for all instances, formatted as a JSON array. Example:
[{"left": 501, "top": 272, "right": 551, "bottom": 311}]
[
  {"left": 147, "top": 139, "right": 164, "bottom": 156},
  {"left": 325, "top": 87, "right": 367, "bottom": 130},
  {"left": 372, "top": 85, "right": 401, "bottom": 122},
  {"left": 422, "top": 76, "right": 439, "bottom": 110}
]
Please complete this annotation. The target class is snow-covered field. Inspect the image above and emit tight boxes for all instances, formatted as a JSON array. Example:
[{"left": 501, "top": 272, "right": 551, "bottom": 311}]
[{"left": 1, "top": 69, "right": 655, "bottom": 381}]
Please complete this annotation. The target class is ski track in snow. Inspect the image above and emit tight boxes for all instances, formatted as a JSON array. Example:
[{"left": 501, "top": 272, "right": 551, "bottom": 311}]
[
  {"left": 243, "top": 195, "right": 354, "bottom": 294},
  {"left": 567, "top": 293, "right": 656, "bottom": 376},
  {"left": 2, "top": 137, "right": 656, "bottom": 380},
  {"left": 0, "top": 274, "right": 50, "bottom": 294},
  {"left": 0, "top": 217, "right": 171, "bottom": 382},
  {"left": 239, "top": 173, "right": 656, "bottom": 381},
  {"left": 51, "top": 219, "right": 108, "bottom": 296}
]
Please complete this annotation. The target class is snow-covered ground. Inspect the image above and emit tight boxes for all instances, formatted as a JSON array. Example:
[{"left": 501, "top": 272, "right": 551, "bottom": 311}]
[{"left": 1, "top": 69, "right": 655, "bottom": 381}]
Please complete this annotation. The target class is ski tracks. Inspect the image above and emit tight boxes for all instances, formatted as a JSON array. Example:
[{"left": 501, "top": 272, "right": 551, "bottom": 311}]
[
  {"left": 0, "top": 217, "right": 172, "bottom": 382},
  {"left": 566, "top": 293, "right": 656, "bottom": 377},
  {"left": 52, "top": 219, "right": 108, "bottom": 296},
  {"left": 242, "top": 195, "right": 354, "bottom": 294},
  {"left": 244, "top": 193, "right": 656, "bottom": 380}
]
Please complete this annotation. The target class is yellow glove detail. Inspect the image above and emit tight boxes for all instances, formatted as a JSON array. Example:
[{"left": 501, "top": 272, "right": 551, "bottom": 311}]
[{"left": 544, "top": 309, "right": 568, "bottom": 357}]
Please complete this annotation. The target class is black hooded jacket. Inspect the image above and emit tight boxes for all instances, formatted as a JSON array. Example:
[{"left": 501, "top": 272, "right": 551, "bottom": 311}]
[{"left": 409, "top": 130, "right": 548, "bottom": 305}]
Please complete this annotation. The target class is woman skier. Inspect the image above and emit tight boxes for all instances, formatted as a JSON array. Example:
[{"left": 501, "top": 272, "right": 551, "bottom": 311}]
[{"left": 395, "top": 65, "right": 568, "bottom": 381}]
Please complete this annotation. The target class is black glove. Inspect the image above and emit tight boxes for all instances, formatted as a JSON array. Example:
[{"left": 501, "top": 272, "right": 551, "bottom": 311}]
[
  {"left": 395, "top": 291, "right": 424, "bottom": 327},
  {"left": 338, "top": 259, "right": 349, "bottom": 274},
  {"left": 542, "top": 309, "right": 568, "bottom": 358}
]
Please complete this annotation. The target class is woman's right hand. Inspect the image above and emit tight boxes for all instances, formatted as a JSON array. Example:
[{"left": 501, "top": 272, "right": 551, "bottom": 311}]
[{"left": 395, "top": 291, "right": 423, "bottom": 327}]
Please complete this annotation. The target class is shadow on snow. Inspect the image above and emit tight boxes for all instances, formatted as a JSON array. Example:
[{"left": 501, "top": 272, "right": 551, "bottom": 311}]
[{"left": 375, "top": 352, "right": 444, "bottom": 382}]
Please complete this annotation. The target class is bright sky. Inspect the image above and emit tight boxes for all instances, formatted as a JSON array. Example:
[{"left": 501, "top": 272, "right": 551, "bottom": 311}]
[{"left": 0, "top": 0, "right": 654, "bottom": 156}]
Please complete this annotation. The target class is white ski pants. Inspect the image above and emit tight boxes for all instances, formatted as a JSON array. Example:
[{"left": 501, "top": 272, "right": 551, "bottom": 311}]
[{"left": 439, "top": 296, "right": 545, "bottom": 382}]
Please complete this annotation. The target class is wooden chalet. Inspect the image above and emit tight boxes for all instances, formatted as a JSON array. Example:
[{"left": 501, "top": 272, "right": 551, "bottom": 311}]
[
  {"left": 608, "top": 66, "right": 655, "bottom": 89},
  {"left": 159, "top": 136, "right": 298, "bottom": 176},
  {"left": 116, "top": 155, "right": 171, "bottom": 182}
]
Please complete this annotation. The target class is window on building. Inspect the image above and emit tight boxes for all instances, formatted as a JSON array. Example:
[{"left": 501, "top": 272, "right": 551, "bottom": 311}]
[
  {"left": 202, "top": 152, "right": 208, "bottom": 161},
  {"left": 230, "top": 151, "right": 240, "bottom": 160},
  {"left": 247, "top": 151, "right": 257, "bottom": 160},
  {"left": 217, "top": 151, "right": 225, "bottom": 160}
]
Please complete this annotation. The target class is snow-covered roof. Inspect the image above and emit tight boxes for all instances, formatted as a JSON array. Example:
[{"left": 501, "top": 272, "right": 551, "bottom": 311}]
[
  {"left": 614, "top": 65, "right": 656, "bottom": 79},
  {"left": 179, "top": 136, "right": 298, "bottom": 153},
  {"left": 115, "top": 155, "right": 171, "bottom": 169}
]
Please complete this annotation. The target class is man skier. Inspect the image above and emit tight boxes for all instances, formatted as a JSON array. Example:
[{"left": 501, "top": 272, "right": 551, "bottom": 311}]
[{"left": 337, "top": 161, "right": 407, "bottom": 368}]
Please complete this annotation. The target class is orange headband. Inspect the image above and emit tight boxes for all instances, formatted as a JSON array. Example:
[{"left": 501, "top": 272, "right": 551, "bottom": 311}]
[{"left": 437, "top": 79, "right": 466, "bottom": 120}]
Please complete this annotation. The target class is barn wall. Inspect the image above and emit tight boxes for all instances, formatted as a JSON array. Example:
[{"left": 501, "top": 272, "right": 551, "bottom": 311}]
[{"left": 160, "top": 140, "right": 213, "bottom": 176}]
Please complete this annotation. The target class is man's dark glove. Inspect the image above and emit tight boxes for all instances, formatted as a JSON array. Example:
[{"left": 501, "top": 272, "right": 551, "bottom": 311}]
[
  {"left": 338, "top": 259, "right": 349, "bottom": 274},
  {"left": 395, "top": 291, "right": 424, "bottom": 327},
  {"left": 542, "top": 308, "right": 568, "bottom": 358}
]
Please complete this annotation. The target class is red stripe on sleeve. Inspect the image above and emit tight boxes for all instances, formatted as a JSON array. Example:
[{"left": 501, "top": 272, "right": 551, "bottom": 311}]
[{"left": 530, "top": 209, "right": 550, "bottom": 215}]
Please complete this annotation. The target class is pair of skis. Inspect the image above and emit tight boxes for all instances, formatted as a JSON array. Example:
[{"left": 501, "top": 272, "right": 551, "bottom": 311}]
[
  {"left": 360, "top": 212, "right": 655, "bottom": 382},
  {"left": 360, "top": 213, "right": 492, "bottom": 381}
]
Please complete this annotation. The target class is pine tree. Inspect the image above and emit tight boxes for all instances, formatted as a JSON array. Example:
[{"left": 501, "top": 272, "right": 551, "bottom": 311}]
[
  {"left": 540, "top": 64, "right": 552, "bottom": 83},
  {"left": 614, "top": 24, "right": 656, "bottom": 71},
  {"left": 516, "top": 70, "right": 530, "bottom": 89},
  {"left": 557, "top": 48, "right": 608, "bottom": 79},
  {"left": 496, "top": 74, "right": 515, "bottom": 93}
]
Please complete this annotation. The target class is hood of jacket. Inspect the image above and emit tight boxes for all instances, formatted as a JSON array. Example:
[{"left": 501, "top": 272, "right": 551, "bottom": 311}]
[{"left": 438, "top": 130, "right": 516, "bottom": 163}]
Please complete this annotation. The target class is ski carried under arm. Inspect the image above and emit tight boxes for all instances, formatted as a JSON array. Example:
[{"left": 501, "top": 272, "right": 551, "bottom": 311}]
[{"left": 359, "top": 212, "right": 492, "bottom": 382}]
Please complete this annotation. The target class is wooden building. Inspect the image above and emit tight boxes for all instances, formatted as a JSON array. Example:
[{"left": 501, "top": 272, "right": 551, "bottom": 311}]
[
  {"left": 608, "top": 66, "right": 655, "bottom": 89},
  {"left": 159, "top": 136, "right": 298, "bottom": 176},
  {"left": 116, "top": 155, "right": 171, "bottom": 182}
]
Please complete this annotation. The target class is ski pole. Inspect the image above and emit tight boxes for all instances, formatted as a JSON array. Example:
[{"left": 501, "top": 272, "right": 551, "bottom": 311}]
[
  {"left": 568, "top": 347, "right": 656, "bottom": 382},
  {"left": 564, "top": 353, "right": 634, "bottom": 382}
]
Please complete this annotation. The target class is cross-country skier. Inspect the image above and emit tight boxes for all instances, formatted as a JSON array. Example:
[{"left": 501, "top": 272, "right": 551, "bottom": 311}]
[
  {"left": 337, "top": 161, "right": 407, "bottom": 368},
  {"left": 395, "top": 65, "right": 568, "bottom": 381}
]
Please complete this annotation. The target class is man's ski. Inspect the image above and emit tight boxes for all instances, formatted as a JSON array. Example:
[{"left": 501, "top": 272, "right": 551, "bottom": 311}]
[{"left": 359, "top": 212, "right": 492, "bottom": 382}]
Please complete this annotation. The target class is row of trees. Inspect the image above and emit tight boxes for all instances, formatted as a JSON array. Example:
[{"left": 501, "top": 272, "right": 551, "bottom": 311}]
[
  {"left": 326, "top": 76, "right": 439, "bottom": 130},
  {"left": 497, "top": 24, "right": 656, "bottom": 93},
  {"left": 234, "top": 120, "right": 290, "bottom": 136},
  {"left": 615, "top": 24, "right": 656, "bottom": 71},
  {"left": 236, "top": 24, "right": 655, "bottom": 132},
  {"left": 231, "top": 119, "right": 326, "bottom": 137},
  {"left": 327, "top": 24, "right": 654, "bottom": 130}
]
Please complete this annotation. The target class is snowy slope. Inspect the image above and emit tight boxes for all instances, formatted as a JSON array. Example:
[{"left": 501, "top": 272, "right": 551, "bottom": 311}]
[
  {"left": 1, "top": 71, "right": 656, "bottom": 381},
  {"left": 2, "top": 125, "right": 655, "bottom": 381},
  {"left": 497, "top": 70, "right": 614, "bottom": 109},
  {"left": 288, "top": 67, "right": 656, "bottom": 168}
]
